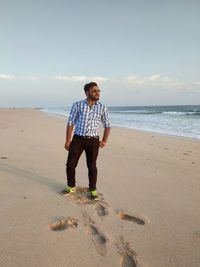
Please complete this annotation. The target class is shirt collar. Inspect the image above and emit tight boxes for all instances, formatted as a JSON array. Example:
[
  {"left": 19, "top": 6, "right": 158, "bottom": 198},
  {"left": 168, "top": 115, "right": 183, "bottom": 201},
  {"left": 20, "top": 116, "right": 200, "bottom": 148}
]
[{"left": 83, "top": 99, "right": 99, "bottom": 106}]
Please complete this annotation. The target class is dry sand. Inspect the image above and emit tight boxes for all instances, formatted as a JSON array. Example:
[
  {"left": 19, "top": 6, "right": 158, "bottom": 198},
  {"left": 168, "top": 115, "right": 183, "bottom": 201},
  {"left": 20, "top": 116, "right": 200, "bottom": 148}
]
[{"left": 0, "top": 108, "right": 200, "bottom": 267}]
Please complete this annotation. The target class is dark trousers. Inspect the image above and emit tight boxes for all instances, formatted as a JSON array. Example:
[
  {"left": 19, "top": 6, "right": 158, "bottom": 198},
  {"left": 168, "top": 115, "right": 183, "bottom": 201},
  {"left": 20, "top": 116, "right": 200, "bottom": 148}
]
[{"left": 66, "top": 135, "right": 100, "bottom": 190}]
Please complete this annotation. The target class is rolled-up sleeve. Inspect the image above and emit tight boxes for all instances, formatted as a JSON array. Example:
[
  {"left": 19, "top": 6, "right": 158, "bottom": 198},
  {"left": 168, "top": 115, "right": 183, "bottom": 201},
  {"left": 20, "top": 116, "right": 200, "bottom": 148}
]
[
  {"left": 101, "top": 106, "right": 111, "bottom": 128},
  {"left": 67, "top": 103, "right": 78, "bottom": 126}
]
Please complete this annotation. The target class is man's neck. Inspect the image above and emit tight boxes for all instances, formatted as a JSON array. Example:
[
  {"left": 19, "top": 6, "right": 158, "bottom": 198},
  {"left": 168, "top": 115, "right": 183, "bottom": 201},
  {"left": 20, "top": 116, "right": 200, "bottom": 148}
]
[{"left": 86, "top": 98, "right": 97, "bottom": 107}]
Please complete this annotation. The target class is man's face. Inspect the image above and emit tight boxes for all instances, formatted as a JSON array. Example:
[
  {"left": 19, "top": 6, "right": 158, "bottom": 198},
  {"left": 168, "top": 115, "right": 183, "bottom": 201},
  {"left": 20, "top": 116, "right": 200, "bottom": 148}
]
[{"left": 86, "top": 85, "right": 101, "bottom": 101}]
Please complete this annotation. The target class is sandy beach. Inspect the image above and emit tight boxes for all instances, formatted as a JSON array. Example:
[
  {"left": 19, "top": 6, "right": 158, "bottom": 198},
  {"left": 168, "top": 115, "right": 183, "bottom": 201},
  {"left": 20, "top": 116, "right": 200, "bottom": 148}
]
[{"left": 0, "top": 108, "right": 200, "bottom": 267}]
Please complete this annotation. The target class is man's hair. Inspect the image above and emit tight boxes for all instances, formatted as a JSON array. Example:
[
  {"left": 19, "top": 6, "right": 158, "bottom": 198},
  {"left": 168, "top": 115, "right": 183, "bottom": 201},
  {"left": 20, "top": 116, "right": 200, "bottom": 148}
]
[{"left": 84, "top": 82, "right": 98, "bottom": 93}]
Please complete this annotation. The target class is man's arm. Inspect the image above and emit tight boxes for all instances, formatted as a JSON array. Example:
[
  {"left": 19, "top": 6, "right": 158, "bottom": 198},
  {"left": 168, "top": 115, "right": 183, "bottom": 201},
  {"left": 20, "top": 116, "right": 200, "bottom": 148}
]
[
  {"left": 100, "top": 106, "right": 111, "bottom": 148},
  {"left": 99, "top": 127, "right": 111, "bottom": 148},
  {"left": 99, "top": 106, "right": 111, "bottom": 148},
  {"left": 64, "top": 125, "right": 74, "bottom": 151},
  {"left": 64, "top": 102, "right": 78, "bottom": 151}
]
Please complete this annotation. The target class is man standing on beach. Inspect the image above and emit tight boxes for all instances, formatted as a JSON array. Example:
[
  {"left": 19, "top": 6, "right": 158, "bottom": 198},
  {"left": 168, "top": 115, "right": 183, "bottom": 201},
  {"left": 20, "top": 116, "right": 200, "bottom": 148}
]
[{"left": 62, "top": 82, "right": 111, "bottom": 200}]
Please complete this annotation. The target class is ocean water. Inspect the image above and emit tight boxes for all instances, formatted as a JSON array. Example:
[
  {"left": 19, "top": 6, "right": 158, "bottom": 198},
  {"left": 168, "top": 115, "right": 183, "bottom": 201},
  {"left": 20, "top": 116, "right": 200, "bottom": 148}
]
[{"left": 40, "top": 105, "right": 200, "bottom": 140}]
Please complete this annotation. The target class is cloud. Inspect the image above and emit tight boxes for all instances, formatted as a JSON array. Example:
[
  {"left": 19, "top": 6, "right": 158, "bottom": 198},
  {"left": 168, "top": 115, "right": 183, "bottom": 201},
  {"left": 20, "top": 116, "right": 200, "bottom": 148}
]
[
  {"left": 125, "top": 75, "right": 144, "bottom": 85},
  {"left": 55, "top": 75, "right": 108, "bottom": 82},
  {"left": 148, "top": 74, "right": 162, "bottom": 81},
  {"left": 1, "top": 73, "right": 200, "bottom": 92},
  {"left": 125, "top": 74, "right": 185, "bottom": 88},
  {"left": 19, "top": 75, "right": 39, "bottom": 80},
  {"left": 0, "top": 74, "right": 14, "bottom": 80},
  {"left": 191, "top": 82, "right": 200, "bottom": 88},
  {"left": 53, "top": 73, "right": 200, "bottom": 91},
  {"left": 146, "top": 74, "right": 172, "bottom": 83},
  {"left": 0, "top": 74, "right": 39, "bottom": 80}
]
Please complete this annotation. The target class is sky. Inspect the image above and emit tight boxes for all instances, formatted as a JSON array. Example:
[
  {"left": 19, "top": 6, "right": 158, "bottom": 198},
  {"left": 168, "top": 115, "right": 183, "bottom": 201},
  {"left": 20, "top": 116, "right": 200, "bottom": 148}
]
[{"left": 0, "top": 0, "right": 200, "bottom": 107}]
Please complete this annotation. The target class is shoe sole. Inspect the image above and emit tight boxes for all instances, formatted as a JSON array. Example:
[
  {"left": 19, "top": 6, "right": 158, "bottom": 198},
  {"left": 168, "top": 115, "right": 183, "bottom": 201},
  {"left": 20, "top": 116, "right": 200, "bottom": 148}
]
[{"left": 60, "top": 190, "right": 75, "bottom": 196}]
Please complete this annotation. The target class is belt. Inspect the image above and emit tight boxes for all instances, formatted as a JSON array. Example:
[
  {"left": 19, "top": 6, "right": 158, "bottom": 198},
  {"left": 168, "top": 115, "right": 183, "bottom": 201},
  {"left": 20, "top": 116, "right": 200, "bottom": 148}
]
[{"left": 74, "top": 135, "right": 99, "bottom": 139}]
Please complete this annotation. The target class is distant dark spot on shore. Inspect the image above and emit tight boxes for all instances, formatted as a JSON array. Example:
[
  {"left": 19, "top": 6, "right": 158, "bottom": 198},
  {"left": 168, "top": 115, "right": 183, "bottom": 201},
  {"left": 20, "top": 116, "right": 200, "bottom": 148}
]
[
  {"left": 23, "top": 196, "right": 26, "bottom": 199},
  {"left": 1, "top": 157, "right": 7, "bottom": 159},
  {"left": 192, "top": 162, "right": 195, "bottom": 164},
  {"left": 183, "top": 153, "right": 190, "bottom": 156}
]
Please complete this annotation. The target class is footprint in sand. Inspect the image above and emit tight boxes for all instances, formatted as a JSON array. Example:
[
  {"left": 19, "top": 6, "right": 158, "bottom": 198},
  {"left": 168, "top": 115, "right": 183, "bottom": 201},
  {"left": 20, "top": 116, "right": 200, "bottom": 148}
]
[
  {"left": 117, "top": 210, "right": 147, "bottom": 225},
  {"left": 94, "top": 203, "right": 109, "bottom": 217},
  {"left": 116, "top": 236, "right": 138, "bottom": 267},
  {"left": 60, "top": 186, "right": 105, "bottom": 205},
  {"left": 60, "top": 187, "right": 91, "bottom": 204},
  {"left": 86, "top": 224, "right": 107, "bottom": 256},
  {"left": 121, "top": 254, "right": 137, "bottom": 267},
  {"left": 48, "top": 216, "right": 78, "bottom": 231},
  {"left": 70, "top": 187, "right": 92, "bottom": 204},
  {"left": 193, "top": 231, "right": 200, "bottom": 242},
  {"left": 82, "top": 211, "right": 107, "bottom": 256}
]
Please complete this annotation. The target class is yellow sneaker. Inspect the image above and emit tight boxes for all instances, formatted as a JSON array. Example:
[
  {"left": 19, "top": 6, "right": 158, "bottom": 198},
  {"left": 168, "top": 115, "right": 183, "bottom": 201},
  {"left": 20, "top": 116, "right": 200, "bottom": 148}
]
[
  {"left": 60, "top": 186, "right": 76, "bottom": 195},
  {"left": 89, "top": 190, "right": 98, "bottom": 200}
]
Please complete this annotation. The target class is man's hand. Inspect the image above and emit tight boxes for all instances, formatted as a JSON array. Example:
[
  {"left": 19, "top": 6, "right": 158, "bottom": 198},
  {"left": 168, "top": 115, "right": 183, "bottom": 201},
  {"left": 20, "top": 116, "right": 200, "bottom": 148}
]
[
  {"left": 99, "top": 141, "right": 106, "bottom": 148},
  {"left": 64, "top": 141, "right": 71, "bottom": 151}
]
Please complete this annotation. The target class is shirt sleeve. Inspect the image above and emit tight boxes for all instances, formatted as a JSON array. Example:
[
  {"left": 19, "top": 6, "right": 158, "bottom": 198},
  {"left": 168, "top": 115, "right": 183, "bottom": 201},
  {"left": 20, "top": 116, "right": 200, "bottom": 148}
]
[
  {"left": 101, "top": 106, "right": 111, "bottom": 128},
  {"left": 67, "top": 102, "right": 78, "bottom": 126}
]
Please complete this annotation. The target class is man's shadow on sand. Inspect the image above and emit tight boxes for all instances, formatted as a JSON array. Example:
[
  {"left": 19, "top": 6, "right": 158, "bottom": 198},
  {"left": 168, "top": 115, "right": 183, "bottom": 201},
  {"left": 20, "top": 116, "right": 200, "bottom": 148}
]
[{"left": 0, "top": 162, "right": 64, "bottom": 193}]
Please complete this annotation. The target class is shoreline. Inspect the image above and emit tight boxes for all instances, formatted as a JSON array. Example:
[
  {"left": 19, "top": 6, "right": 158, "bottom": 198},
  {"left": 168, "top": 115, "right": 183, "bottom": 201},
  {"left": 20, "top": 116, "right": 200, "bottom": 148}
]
[
  {"left": 1, "top": 107, "right": 200, "bottom": 142},
  {"left": 38, "top": 107, "right": 200, "bottom": 142}
]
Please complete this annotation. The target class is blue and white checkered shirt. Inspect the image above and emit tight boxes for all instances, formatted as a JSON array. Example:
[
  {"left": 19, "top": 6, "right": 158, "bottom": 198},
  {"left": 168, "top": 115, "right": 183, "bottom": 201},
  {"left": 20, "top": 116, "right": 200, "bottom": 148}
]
[{"left": 67, "top": 99, "right": 111, "bottom": 136}]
